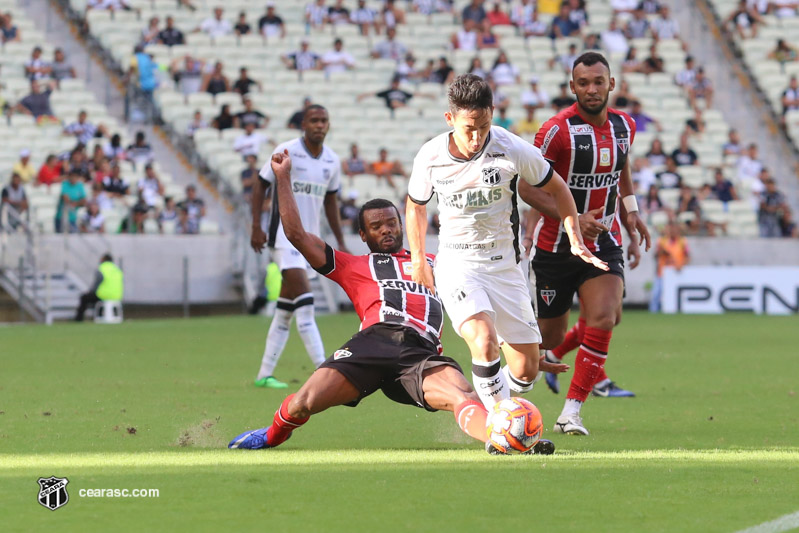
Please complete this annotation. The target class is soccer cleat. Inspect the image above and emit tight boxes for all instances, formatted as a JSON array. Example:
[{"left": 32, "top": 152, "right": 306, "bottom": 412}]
[
  {"left": 254, "top": 376, "right": 288, "bottom": 389},
  {"left": 592, "top": 380, "right": 635, "bottom": 398},
  {"left": 228, "top": 427, "right": 292, "bottom": 449},
  {"left": 553, "top": 413, "right": 590, "bottom": 436},
  {"left": 485, "top": 439, "right": 555, "bottom": 455},
  {"left": 485, "top": 441, "right": 505, "bottom": 455},
  {"left": 542, "top": 350, "right": 561, "bottom": 394}
]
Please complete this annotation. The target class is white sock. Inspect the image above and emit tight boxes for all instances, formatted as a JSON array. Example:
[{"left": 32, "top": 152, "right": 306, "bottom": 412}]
[
  {"left": 256, "top": 299, "right": 293, "bottom": 380},
  {"left": 561, "top": 398, "right": 583, "bottom": 418},
  {"left": 503, "top": 366, "right": 535, "bottom": 394},
  {"left": 471, "top": 358, "right": 509, "bottom": 409},
  {"left": 294, "top": 293, "right": 326, "bottom": 368}
]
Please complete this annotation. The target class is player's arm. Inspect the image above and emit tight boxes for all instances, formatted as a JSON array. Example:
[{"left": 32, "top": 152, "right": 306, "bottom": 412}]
[
  {"left": 271, "top": 150, "right": 328, "bottom": 269},
  {"left": 406, "top": 198, "right": 434, "bottom": 293},
  {"left": 618, "top": 158, "right": 651, "bottom": 251},
  {"left": 518, "top": 180, "right": 609, "bottom": 241},
  {"left": 323, "top": 193, "right": 349, "bottom": 253},
  {"left": 250, "top": 175, "right": 268, "bottom": 253},
  {"left": 618, "top": 199, "right": 641, "bottom": 269}
]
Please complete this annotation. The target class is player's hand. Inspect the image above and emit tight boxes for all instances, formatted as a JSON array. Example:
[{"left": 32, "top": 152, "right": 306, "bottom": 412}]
[
  {"left": 270, "top": 149, "right": 291, "bottom": 177},
  {"left": 251, "top": 225, "right": 267, "bottom": 253},
  {"left": 539, "top": 354, "right": 569, "bottom": 374},
  {"left": 411, "top": 259, "right": 435, "bottom": 294},
  {"left": 627, "top": 237, "right": 641, "bottom": 270},
  {"left": 570, "top": 242, "right": 609, "bottom": 271},
  {"left": 579, "top": 207, "right": 610, "bottom": 241},
  {"left": 626, "top": 211, "right": 651, "bottom": 252}
]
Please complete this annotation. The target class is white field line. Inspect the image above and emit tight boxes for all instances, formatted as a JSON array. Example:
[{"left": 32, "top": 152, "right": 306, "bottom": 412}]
[{"left": 735, "top": 510, "right": 799, "bottom": 533}]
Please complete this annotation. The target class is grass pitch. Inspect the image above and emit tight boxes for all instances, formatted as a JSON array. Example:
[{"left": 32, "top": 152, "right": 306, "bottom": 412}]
[{"left": 1, "top": 312, "right": 797, "bottom": 532}]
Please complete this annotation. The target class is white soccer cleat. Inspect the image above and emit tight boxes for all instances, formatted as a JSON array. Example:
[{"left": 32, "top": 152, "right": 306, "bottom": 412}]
[{"left": 553, "top": 413, "right": 590, "bottom": 436}]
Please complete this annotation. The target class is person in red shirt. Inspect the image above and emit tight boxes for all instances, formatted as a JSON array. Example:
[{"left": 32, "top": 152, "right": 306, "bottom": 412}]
[
  {"left": 229, "top": 150, "right": 554, "bottom": 455},
  {"left": 486, "top": 2, "right": 512, "bottom": 25},
  {"left": 36, "top": 154, "right": 63, "bottom": 188}
]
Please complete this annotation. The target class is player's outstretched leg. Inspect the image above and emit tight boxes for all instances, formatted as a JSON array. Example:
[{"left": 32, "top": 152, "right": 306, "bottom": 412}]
[
  {"left": 421, "top": 365, "right": 490, "bottom": 442},
  {"left": 293, "top": 292, "right": 326, "bottom": 368},
  {"left": 230, "top": 368, "right": 360, "bottom": 449}
]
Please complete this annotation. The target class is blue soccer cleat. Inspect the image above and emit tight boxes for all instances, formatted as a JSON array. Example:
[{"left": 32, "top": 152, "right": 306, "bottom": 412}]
[
  {"left": 229, "top": 427, "right": 270, "bottom": 449},
  {"left": 592, "top": 379, "right": 636, "bottom": 398}
]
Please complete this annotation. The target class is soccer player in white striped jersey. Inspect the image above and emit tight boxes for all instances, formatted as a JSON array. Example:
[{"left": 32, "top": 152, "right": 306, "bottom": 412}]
[
  {"left": 250, "top": 105, "right": 349, "bottom": 389},
  {"left": 406, "top": 74, "right": 607, "bottom": 411}
]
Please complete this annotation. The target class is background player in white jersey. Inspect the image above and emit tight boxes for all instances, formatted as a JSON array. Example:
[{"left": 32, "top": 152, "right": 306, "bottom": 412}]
[
  {"left": 250, "top": 105, "right": 349, "bottom": 389},
  {"left": 406, "top": 74, "right": 606, "bottom": 410}
]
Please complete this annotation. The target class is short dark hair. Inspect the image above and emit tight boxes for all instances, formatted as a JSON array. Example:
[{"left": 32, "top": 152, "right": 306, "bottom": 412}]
[
  {"left": 572, "top": 51, "right": 611, "bottom": 74},
  {"left": 358, "top": 198, "right": 400, "bottom": 233},
  {"left": 447, "top": 74, "right": 493, "bottom": 113},
  {"left": 101, "top": 253, "right": 113, "bottom": 263},
  {"left": 304, "top": 104, "right": 327, "bottom": 114}
]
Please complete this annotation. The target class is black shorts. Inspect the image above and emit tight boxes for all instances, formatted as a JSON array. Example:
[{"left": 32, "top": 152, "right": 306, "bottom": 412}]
[
  {"left": 318, "top": 323, "right": 463, "bottom": 412},
  {"left": 531, "top": 247, "right": 625, "bottom": 319}
]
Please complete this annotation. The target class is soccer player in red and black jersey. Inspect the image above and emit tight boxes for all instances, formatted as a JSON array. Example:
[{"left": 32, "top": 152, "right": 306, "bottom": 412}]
[
  {"left": 230, "top": 150, "right": 554, "bottom": 454},
  {"left": 519, "top": 52, "right": 651, "bottom": 436}
]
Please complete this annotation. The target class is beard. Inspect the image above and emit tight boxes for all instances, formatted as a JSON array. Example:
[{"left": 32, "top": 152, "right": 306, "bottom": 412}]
[
  {"left": 372, "top": 230, "right": 404, "bottom": 254},
  {"left": 577, "top": 92, "right": 609, "bottom": 115}
]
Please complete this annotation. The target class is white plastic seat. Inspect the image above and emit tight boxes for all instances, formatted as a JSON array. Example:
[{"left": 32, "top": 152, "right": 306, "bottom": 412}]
[{"left": 94, "top": 301, "right": 123, "bottom": 324}]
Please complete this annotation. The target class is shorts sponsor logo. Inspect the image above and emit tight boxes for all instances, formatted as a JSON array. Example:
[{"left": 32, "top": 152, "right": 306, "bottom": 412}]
[
  {"left": 540, "top": 125, "right": 559, "bottom": 155},
  {"left": 600, "top": 147, "right": 611, "bottom": 166},
  {"left": 541, "top": 289, "right": 556, "bottom": 306},
  {"left": 569, "top": 124, "right": 593, "bottom": 134},
  {"left": 481, "top": 167, "right": 502, "bottom": 186},
  {"left": 333, "top": 349, "right": 352, "bottom": 360},
  {"left": 38, "top": 476, "right": 69, "bottom": 511}
]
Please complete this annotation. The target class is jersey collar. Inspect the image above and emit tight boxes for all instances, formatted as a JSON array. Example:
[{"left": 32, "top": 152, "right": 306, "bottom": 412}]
[
  {"left": 445, "top": 130, "right": 491, "bottom": 163},
  {"left": 300, "top": 137, "right": 323, "bottom": 160}
]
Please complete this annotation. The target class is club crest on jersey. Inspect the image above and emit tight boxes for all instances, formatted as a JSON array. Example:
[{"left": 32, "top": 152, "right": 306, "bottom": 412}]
[
  {"left": 323, "top": 168, "right": 330, "bottom": 180},
  {"left": 333, "top": 349, "right": 352, "bottom": 360},
  {"left": 402, "top": 262, "right": 413, "bottom": 276},
  {"left": 600, "top": 148, "right": 611, "bottom": 166},
  {"left": 616, "top": 137, "right": 629, "bottom": 153},
  {"left": 481, "top": 167, "right": 501, "bottom": 186},
  {"left": 540, "top": 289, "right": 556, "bottom": 306}
]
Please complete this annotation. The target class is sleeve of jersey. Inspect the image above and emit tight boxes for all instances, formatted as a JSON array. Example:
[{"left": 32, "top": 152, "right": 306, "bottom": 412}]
[
  {"left": 313, "top": 244, "right": 351, "bottom": 285},
  {"left": 515, "top": 136, "right": 554, "bottom": 188},
  {"left": 407, "top": 150, "right": 434, "bottom": 205},
  {"left": 327, "top": 155, "right": 341, "bottom": 194},
  {"left": 533, "top": 119, "right": 564, "bottom": 165},
  {"left": 257, "top": 147, "right": 279, "bottom": 184}
]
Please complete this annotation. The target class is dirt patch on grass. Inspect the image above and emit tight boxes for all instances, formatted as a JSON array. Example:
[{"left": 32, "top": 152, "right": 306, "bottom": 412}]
[{"left": 176, "top": 417, "right": 223, "bottom": 448}]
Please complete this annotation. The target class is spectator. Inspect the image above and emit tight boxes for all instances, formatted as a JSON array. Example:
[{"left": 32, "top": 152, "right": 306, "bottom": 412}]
[
  {"left": 638, "top": 0, "right": 662, "bottom": 14},
  {"left": 430, "top": 56, "right": 455, "bottom": 85},
  {"left": 676, "top": 185, "right": 705, "bottom": 234},
  {"left": 650, "top": 222, "right": 689, "bottom": 313},
  {"left": 63, "top": 110, "right": 108, "bottom": 146},
  {"left": 370, "top": 148, "right": 407, "bottom": 188},
  {"left": 322, "top": 38, "right": 356, "bottom": 76},
  {"left": 65, "top": 145, "right": 91, "bottom": 179},
  {"left": 305, "top": 0, "right": 328, "bottom": 29},
  {"left": 103, "top": 133, "right": 127, "bottom": 161},
  {"left": 171, "top": 55, "right": 205, "bottom": 96},
  {"left": 327, "top": 0, "right": 351, "bottom": 25},
  {"left": 351, "top": 0, "right": 379, "bottom": 36},
  {"left": 234, "top": 11, "right": 251, "bottom": 35},
  {"left": 490, "top": 50, "right": 520, "bottom": 86},
  {"left": 102, "top": 164, "right": 129, "bottom": 197},
  {"left": 358, "top": 77, "right": 414, "bottom": 110},
  {"left": 759, "top": 179, "right": 787, "bottom": 237},
  {"left": 343, "top": 143, "right": 368, "bottom": 176},
  {"left": 671, "top": 133, "right": 699, "bottom": 166},
  {"left": 87, "top": 0, "right": 132, "bottom": 10},
  {"left": 339, "top": 190, "right": 360, "bottom": 233},
  {"left": 233, "top": 66, "right": 262, "bottom": 95},
  {"left": 781, "top": 75, "right": 799, "bottom": 117},
  {"left": 515, "top": 106, "right": 540, "bottom": 138},
  {"left": 642, "top": 183, "right": 666, "bottom": 216},
  {"left": 488, "top": 78, "right": 509, "bottom": 111},
  {"left": 283, "top": 40, "right": 321, "bottom": 71},
  {"left": 94, "top": 158, "right": 112, "bottom": 185},
  {"left": 632, "top": 157, "right": 658, "bottom": 192},
  {"left": 258, "top": 3, "right": 286, "bottom": 40},
  {"left": 287, "top": 97, "right": 312, "bottom": 129},
  {"left": 688, "top": 67, "right": 714, "bottom": 109},
  {"left": 710, "top": 168, "right": 738, "bottom": 203},
  {"left": 396, "top": 53, "right": 422, "bottom": 83},
  {"left": 235, "top": 97, "right": 268, "bottom": 129},
  {"left": 201, "top": 61, "right": 230, "bottom": 96},
  {"left": 521, "top": 75, "right": 549, "bottom": 111},
  {"left": 240, "top": 154, "right": 259, "bottom": 199},
  {"left": 382, "top": 0, "right": 406, "bottom": 28},
  {"left": 128, "top": 45, "right": 159, "bottom": 101},
  {"left": 1, "top": 173, "right": 28, "bottom": 227},
  {"left": 79, "top": 201, "right": 105, "bottom": 234},
  {"left": 16, "top": 79, "right": 57, "bottom": 122},
  {"left": 486, "top": 2, "right": 511, "bottom": 25},
  {"left": 493, "top": 106, "right": 513, "bottom": 131},
  {"left": 722, "top": 128, "right": 742, "bottom": 156},
  {"left": 551, "top": 82, "right": 576, "bottom": 110},
  {"left": 772, "top": 0, "right": 799, "bottom": 18},
  {"left": 601, "top": 18, "right": 629, "bottom": 55},
  {"left": 651, "top": 4, "right": 680, "bottom": 40},
  {"left": 12, "top": 149, "right": 36, "bottom": 184},
  {"left": 451, "top": 19, "right": 478, "bottom": 52},
  {"left": 736, "top": 143, "right": 763, "bottom": 183},
  {"left": 569, "top": 0, "right": 590, "bottom": 30},
  {"left": 51, "top": 48, "right": 77, "bottom": 82},
  {"left": 621, "top": 47, "right": 643, "bottom": 73},
  {"left": 644, "top": 139, "right": 666, "bottom": 167},
  {"left": 642, "top": 43, "right": 664, "bottom": 74},
  {"left": 197, "top": 7, "right": 232, "bottom": 39},
  {"left": 625, "top": 7, "right": 650, "bottom": 38},
  {"left": 656, "top": 157, "right": 683, "bottom": 188},
  {"left": 550, "top": 43, "right": 579, "bottom": 74},
  {"left": 550, "top": 3, "right": 580, "bottom": 39},
  {"left": 175, "top": 205, "right": 193, "bottom": 234},
  {"left": 629, "top": 101, "right": 662, "bottom": 133},
  {"left": 413, "top": 0, "right": 454, "bottom": 15},
  {"left": 186, "top": 109, "right": 208, "bottom": 138},
  {"left": 685, "top": 108, "right": 707, "bottom": 137},
  {"left": 178, "top": 185, "right": 205, "bottom": 234},
  {"left": 583, "top": 32, "right": 602, "bottom": 51},
  {"left": 462, "top": 0, "right": 487, "bottom": 25},
  {"left": 37, "top": 154, "right": 64, "bottom": 188},
  {"left": 466, "top": 56, "right": 488, "bottom": 79},
  {"left": 1, "top": 11, "right": 21, "bottom": 43},
  {"left": 611, "top": 0, "right": 638, "bottom": 16},
  {"left": 674, "top": 55, "right": 696, "bottom": 88},
  {"left": 521, "top": 9, "right": 548, "bottom": 37},
  {"left": 55, "top": 170, "right": 87, "bottom": 233},
  {"left": 74, "top": 254, "right": 123, "bottom": 321},
  {"left": 24, "top": 46, "right": 51, "bottom": 81},
  {"left": 611, "top": 78, "right": 636, "bottom": 109},
  {"left": 126, "top": 131, "right": 154, "bottom": 167},
  {"left": 120, "top": 201, "right": 149, "bottom": 234},
  {"left": 233, "top": 122, "right": 273, "bottom": 157},
  {"left": 141, "top": 16, "right": 161, "bottom": 45},
  {"left": 212, "top": 104, "right": 235, "bottom": 130},
  {"left": 724, "top": 0, "right": 764, "bottom": 39},
  {"left": 510, "top": 0, "right": 535, "bottom": 28},
  {"left": 769, "top": 39, "right": 799, "bottom": 68},
  {"left": 782, "top": 208, "right": 798, "bottom": 238},
  {"left": 159, "top": 16, "right": 185, "bottom": 46},
  {"left": 371, "top": 27, "right": 407, "bottom": 61},
  {"left": 477, "top": 19, "right": 500, "bottom": 49},
  {"left": 158, "top": 196, "right": 178, "bottom": 231},
  {"left": 138, "top": 163, "right": 164, "bottom": 207}
]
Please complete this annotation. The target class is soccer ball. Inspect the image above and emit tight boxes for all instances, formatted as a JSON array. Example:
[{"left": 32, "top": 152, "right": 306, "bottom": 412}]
[{"left": 486, "top": 398, "right": 543, "bottom": 454}]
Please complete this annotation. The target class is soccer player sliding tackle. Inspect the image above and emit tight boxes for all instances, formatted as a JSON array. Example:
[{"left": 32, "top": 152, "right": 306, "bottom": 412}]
[
  {"left": 405, "top": 74, "right": 605, "bottom": 413},
  {"left": 229, "top": 150, "right": 554, "bottom": 455}
]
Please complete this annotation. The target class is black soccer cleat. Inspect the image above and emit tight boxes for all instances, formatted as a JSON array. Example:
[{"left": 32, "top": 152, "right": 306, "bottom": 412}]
[{"left": 524, "top": 439, "right": 555, "bottom": 455}]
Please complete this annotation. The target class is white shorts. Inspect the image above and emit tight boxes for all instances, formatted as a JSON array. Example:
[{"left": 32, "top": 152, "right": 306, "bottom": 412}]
[
  {"left": 434, "top": 261, "right": 541, "bottom": 345},
  {"left": 271, "top": 245, "right": 317, "bottom": 278}
]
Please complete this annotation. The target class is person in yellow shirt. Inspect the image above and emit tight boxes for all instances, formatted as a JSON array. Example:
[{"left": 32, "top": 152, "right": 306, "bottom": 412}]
[
  {"left": 538, "top": 0, "right": 561, "bottom": 15},
  {"left": 514, "top": 106, "right": 541, "bottom": 139},
  {"left": 650, "top": 221, "right": 690, "bottom": 312},
  {"left": 75, "top": 254, "right": 124, "bottom": 321},
  {"left": 12, "top": 149, "right": 36, "bottom": 184}
]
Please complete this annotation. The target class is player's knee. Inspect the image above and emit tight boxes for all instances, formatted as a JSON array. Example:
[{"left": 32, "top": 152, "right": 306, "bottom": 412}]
[
  {"left": 539, "top": 330, "right": 565, "bottom": 350},
  {"left": 588, "top": 314, "right": 616, "bottom": 331},
  {"left": 474, "top": 335, "right": 500, "bottom": 360}
]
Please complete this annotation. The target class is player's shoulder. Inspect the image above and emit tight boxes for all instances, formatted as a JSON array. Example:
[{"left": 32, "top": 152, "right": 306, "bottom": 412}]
[
  {"left": 321, "top": 144, "right": 341, "bottom": 164},
  {"left": 488, "top": 126, "right": 537, "bottom": 155},
  {"left": 414, "top": 131, "right": 449, "bottom": 162},
  {"left": 275, "top": 138, "right": 300, "bottom": 154},
  {"left": 608, "top": 108, "right": 636, "bottom": 131}
]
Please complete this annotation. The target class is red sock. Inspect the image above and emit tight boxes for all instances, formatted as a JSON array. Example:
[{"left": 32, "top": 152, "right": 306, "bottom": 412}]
[
  {"left": 551, "top": 317, "right": 586, "bottom": 361},
  {"left": 566, "top": 327, "right": 612, "bottom": 402},
  {"left": 455, "top": 400, "right": 489, "bottom": 443},
  {"left": 265, "top": 394, "right": 309, "bottom": 447},
  {"left": 594, "top": 367, "right": 609, "bottom": 385}
]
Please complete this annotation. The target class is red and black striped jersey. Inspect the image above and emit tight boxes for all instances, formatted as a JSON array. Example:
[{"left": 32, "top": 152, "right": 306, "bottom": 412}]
[
  {"left": 533, "top": 104, "right": 636, "bottom": 254},
  {"left": 315, "top": 245, "right": 444, "bottom": 346}
]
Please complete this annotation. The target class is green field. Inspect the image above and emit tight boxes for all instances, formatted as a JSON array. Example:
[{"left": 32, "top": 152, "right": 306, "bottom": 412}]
[{"left": 1, "top": 312, "right": 797, "bottom": 532}]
